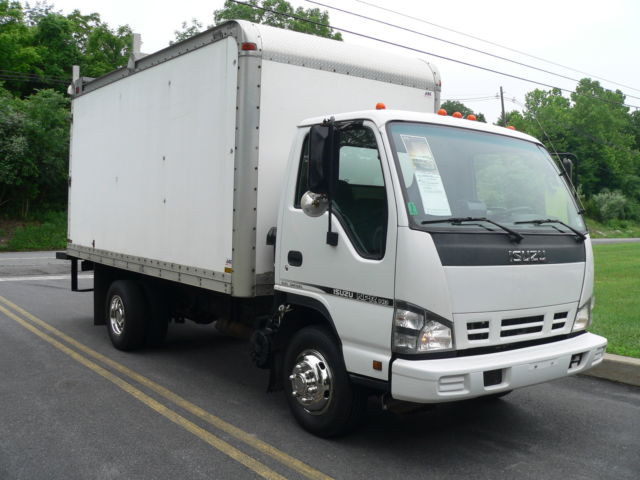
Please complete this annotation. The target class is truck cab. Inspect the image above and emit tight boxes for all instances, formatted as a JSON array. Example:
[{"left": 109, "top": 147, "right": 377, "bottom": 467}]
[{"left": 272, "top": 109, "right": 606, "bottom": 435}]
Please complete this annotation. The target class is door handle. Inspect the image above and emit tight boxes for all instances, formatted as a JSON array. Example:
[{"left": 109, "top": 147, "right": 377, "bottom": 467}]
[{"left": 288, "top": 250, "right": 303, "bottom": 267}]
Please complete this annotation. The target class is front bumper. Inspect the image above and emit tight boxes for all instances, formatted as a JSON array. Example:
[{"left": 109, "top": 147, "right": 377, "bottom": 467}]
[{"left": 391, "top": 332, "right": 607, "bottom": 403}]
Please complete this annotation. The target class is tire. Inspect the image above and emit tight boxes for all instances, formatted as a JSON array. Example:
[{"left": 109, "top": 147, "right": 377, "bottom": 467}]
[
  {"left": 283, "top": 326, "right": 365, "bottom": 437},
  {"left": 106, "top": 280, "right": 147, "bottom": 351},
  {"left": 141, "top": 283, "right": 169, "bottom": 347}
]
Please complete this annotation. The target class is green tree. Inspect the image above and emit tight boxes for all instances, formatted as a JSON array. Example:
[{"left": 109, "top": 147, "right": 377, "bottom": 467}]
[
  {"left": 80, "top": 22, "right": 132, "bottom": 78},
  {"left": 172, "top": 18, "right": 204, "bottom": 44},
  {"left": 519, "top": 88, "right": 572, "bottom": 153},
  {"left": 0, "top": 85, "right": 31, "bottom": 210},
  {"left": 495, "top": 110, "right": 525, "bottom": 130},
  {"left": 628, "top": 109, "right": 640, "bottom": 151},
  {"left": 0, "top": 0, "right": 43, "bottom": 95},
  {"left": 569, "top": 79, "right": 639, "bottom": 198},
  {"left": 440, "top": 100, "right": 486, "bottom": 122},
  {"left": 511, "top": 80, "right": 640, "bottom": 201},
  {"left": 211, "top": 0, "right": 342, "bottom": 40},
  {"left": 31, "top": 12, "right": 81, "bottom": 79},
  {"left": 1, "top": 2, "right": 132, "bottom": 97},
  {"left": 21, "top": 87, "right": 70, "bottom": 212},
  {"left": 0, "top": 85, "right": 69, "bottom": 216}
]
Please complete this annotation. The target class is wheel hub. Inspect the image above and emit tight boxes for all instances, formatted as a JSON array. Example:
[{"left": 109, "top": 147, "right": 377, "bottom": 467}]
[
  {"left": 289, "top": 349, "right": 333, "bottom": 414},
  {"left": 109, "top": 295, "right": 125, "bottom": 335}
]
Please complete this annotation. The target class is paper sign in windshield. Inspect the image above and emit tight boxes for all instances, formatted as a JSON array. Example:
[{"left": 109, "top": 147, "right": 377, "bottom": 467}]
[{"left": 400, "top": 135, "right": 451, "bottom": 216}]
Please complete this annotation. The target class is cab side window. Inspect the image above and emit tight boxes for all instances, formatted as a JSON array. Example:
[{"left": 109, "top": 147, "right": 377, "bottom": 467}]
[
  {"left": 335, "top": 126, "right": 387, "bottom": 259},
  {"left": 294, "top": 125, "right": 388, "bottom": 259}
]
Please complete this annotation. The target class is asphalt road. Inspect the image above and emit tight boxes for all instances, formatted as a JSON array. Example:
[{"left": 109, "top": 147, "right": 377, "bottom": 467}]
[{"left": 0, "top": 253, "right": 639, "bottom": 480}]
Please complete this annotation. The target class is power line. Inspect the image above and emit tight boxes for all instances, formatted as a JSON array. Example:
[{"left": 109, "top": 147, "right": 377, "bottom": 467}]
[
  {"left": 0, "top": 70, "right": 68, "bottom": 85},
  {"left": 442, "top": 96, "right": 497, "bottom": 102},
  {"left": 226, "top": 0, "right": 640, "bottom": 110},
  {"left": 0, "top": 76, "right": 68, "bottom": 86},
  {"left": 305, "top": 0, "right": 640, "bottom": 103},
  {"left": 353, "top": 0, "right": 640, "bottom": 95},
  {"left": 0, "top": 69, "right": 68, "bottom": 81}
]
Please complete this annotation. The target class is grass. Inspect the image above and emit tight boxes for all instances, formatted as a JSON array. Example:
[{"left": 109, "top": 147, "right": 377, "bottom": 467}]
[
  {"left": 0, "top": 211, "right": 67, "bottom": 251},
  {"left": 591, "top": 243, "right": 640, "bottom": 358},
  {"left": 586, "top": 218, "right": 640, "bottom": 238}
]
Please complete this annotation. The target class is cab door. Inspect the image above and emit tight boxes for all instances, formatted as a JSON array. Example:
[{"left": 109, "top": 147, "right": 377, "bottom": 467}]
[{"left": 276, "top": 121, "right": 397, "bottom": 380}]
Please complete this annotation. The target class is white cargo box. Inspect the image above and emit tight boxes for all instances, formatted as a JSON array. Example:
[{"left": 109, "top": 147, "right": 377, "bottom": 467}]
[{"left": 68, "top": 20, "right": 441, "bottom": 297}]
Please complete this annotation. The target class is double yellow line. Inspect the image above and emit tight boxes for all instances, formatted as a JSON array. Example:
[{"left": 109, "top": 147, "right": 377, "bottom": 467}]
[{"left": 0, "top": 296, "right": 332, "bottom": 480}]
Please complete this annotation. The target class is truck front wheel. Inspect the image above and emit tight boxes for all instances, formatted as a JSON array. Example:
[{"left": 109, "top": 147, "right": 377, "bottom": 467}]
[
  {"left": 106, "top": 280, "right": 147, "bottom": 351},
  {"left": 283, "top": 326, "right": 365, "bottom": 437}
]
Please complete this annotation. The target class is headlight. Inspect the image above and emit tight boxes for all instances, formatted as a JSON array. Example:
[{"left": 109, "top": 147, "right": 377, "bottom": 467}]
[
  {"left": 572, "top": 297, "right": 594, "bottom": 331},
  {"left": 393, "top": 302, "right": 454, "bottom": 353}
]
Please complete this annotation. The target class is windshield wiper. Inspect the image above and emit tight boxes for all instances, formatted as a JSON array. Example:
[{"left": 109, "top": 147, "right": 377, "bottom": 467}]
[
  {"left": 421, "top": 217, "right": 524, "bottom": 243},
  {"left": 514, "top": 219, "right": 587, "bottom": 242}
]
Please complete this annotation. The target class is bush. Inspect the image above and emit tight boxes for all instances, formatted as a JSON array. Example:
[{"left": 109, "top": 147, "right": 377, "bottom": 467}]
[
  {"left": 590, "top": 190, "right": 640, "bottom": 222},
  {"left": 6, "top": 211, "right": 67, "bottom": 250}
]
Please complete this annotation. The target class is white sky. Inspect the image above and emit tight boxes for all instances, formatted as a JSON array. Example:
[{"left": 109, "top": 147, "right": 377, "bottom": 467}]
[{"left": 46, "top": 0, "right": 640, "bottom": 122}]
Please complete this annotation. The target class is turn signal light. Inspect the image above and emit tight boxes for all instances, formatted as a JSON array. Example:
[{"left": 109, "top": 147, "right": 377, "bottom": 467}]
[
  {"left": 467, "top": 114, "right": 477, "bottom": 121},
  {"left": 437, "top": 108, "right": 447, "bottom": 116},
  {"left": 376, "top": 102, "right": 386, "bottom": 110},
  {"left": 452, "top": 111, "right": 463, "bottom": 118}
]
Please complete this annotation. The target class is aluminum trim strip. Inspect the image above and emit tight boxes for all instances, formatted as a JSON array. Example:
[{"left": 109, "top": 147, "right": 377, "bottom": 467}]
[{"left": 67, "top": 244, "right": 232, "bottom": 294}]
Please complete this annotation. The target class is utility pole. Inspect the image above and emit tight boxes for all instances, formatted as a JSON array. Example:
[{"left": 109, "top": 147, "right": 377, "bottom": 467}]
[{"left": 500, "top": 86, "right": 506, "bottom": 126}]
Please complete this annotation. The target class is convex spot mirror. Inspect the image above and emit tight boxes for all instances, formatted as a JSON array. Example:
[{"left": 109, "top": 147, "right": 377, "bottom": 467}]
[{"left": 301, "top": 191, "right": 329, "bottom": 217}]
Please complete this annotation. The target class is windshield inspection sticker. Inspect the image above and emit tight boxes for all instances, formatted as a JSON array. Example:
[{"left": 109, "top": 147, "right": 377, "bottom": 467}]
[{"left": 400, "top": 135, "right": 451, "bottom": 216}]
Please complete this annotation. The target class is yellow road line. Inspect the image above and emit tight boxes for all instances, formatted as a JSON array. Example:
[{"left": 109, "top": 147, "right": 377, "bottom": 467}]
[
  {"left": 0, "top": 303, "right": 288, "bottom": 480},
  {"left": 0, "top": 296, "right": 333, "bottom": 480}
]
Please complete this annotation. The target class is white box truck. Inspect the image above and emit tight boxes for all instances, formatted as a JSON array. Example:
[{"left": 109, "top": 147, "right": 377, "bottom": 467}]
[{"left": 61, "top": 20, "right": 607, "bottom": 437}]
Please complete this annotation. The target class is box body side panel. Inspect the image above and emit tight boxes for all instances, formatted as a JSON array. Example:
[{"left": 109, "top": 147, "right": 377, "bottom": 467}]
[{"left": 69, "top": 39, "right": 238, "bottom": 274}]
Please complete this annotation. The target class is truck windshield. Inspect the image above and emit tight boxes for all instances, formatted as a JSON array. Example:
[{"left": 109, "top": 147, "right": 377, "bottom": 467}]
[{"left": 387, "top": 122, "right": 586, "bottom": 234}]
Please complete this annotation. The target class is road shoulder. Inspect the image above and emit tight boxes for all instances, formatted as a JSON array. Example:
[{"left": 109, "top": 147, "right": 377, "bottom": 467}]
[{"left": 581, "top": 353, "right": 640, "bottom": 387}]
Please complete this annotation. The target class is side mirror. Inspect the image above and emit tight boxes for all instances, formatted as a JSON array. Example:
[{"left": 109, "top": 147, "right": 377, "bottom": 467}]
[{"left": 308, "top": 122, "right": 340, "bottom": 194}]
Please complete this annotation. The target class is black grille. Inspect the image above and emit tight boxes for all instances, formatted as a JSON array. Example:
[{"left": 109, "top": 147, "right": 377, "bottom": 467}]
[
  {"left": 501, "top": 326, "right": 543, "bottom": 337},
  {"left": 469, "top": 333, "right": 489, "bottom": 340},
  {"left": 467, "top": 321, "right": 490, "bottom": 341},
  {"left": 502, "top": 315, "right": 544, "bottom": 327},
  {"left": 468, "top": 321, "right": 489, "bottom": 330}
]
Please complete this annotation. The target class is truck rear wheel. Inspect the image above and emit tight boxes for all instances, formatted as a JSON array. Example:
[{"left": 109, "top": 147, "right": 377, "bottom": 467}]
[
  {"left": 283, "top": 326, "right": 365, "bottom": 437},
  {"left": 106, "top": 280, "right": 147, "bottom": 351},
  {"left": 140, "top": 283, "right": 169, "bottom": 347}
]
